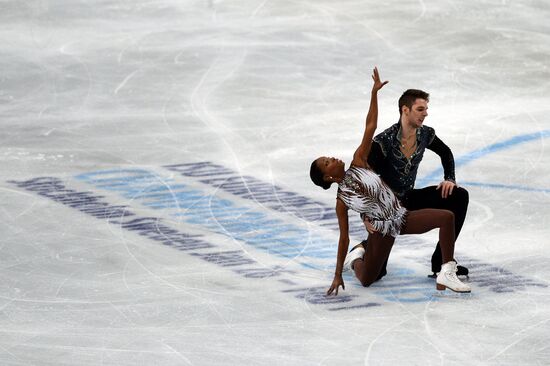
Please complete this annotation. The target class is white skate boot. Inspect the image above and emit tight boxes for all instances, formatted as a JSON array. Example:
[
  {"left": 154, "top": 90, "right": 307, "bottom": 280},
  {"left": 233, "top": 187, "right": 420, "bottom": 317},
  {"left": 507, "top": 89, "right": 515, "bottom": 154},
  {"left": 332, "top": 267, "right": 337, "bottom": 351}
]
[
  {"left": 343, "top": 244, "right": 365, "bottom": 272},
  {"left": 436, "top": 261, "right": 471, "bottom": 293}
]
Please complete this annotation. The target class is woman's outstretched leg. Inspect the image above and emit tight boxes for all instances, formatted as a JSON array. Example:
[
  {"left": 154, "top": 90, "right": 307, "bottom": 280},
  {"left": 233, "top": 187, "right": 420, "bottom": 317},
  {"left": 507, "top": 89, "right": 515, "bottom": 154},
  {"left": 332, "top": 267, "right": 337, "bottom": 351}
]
[
  {"left": 352, "top": 233, "right": 395, "bottom": 287},
  {"left": 401, "top": 209, "right": 470, "bottom": 293},
  {"left": 351, "top": 209, "right": 450, "bottom": 287},
  {"left": 400, "top": 209, "right": 455, "bottom": 263}
]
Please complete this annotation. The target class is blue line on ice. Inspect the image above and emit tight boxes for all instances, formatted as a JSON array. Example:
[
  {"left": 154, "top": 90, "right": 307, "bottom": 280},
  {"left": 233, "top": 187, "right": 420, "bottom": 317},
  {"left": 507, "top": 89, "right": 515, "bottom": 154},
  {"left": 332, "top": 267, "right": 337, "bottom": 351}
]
[{"left": 418, "top": 129, "right": 550, "bottom": 191}]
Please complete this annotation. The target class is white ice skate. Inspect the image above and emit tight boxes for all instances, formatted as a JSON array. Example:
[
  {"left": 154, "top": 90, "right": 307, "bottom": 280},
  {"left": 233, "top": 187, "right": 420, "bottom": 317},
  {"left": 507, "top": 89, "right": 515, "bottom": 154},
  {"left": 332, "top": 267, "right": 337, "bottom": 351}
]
[
  {"left": 436, "top": 261, "right": 471, "bottom": 293},
  {"left": 343, "top": 244, "right": 365, "bottom": 272}
]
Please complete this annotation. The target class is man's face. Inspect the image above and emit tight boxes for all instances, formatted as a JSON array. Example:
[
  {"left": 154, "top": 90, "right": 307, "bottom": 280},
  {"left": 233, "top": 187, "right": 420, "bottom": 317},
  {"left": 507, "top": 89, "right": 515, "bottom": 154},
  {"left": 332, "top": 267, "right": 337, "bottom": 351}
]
[{"left": 403, "top": 98, "right": 428, "bottom": 128}]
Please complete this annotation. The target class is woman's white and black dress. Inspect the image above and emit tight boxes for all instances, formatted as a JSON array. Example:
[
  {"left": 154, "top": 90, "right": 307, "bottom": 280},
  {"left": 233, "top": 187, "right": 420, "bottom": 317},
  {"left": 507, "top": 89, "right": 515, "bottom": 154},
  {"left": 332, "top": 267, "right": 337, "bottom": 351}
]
[{"left": 337, "top": 165, "right": 407, "bottom": 237}]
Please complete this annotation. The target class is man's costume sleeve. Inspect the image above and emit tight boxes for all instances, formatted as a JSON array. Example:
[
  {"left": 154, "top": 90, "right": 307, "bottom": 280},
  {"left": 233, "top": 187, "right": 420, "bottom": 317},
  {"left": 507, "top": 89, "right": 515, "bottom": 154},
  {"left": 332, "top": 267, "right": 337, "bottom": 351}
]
[{"left": 427, "top": 133, "right": 456, "bottom": 183}]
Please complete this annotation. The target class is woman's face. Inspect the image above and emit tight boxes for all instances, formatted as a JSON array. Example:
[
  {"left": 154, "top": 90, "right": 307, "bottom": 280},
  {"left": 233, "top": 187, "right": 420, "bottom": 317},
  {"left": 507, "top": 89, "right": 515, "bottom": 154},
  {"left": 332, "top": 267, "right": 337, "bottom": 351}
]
[{"left": 317, "top": 156, "right": 344, "bottom": 180}]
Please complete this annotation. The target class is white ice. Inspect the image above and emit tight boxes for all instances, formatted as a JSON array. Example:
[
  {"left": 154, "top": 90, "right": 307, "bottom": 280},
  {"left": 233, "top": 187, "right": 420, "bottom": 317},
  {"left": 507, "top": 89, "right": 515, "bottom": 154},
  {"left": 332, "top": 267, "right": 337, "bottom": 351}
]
[{"left": 1, "top": 0, "right": 550, "bottom": 365}]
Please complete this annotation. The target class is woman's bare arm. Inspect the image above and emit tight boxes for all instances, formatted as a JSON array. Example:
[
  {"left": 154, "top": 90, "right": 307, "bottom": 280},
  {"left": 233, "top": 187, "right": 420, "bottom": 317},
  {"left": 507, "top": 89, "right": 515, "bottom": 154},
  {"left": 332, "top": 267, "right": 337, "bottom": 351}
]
[
  {"left": 351, "top": 67, "right": 388, "bottom": 168},
  {"left": 327, "top": 198, "right": 350, "bottom": 296}
]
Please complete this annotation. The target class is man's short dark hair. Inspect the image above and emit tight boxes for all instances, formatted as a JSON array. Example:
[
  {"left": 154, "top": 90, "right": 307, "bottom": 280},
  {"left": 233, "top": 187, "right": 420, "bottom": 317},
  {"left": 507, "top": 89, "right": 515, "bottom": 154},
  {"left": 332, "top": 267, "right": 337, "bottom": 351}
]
[
  {"left": 310, "top": 160, "right": 331, "bottom": 190},
  {"left": 398, "top": 89, "right": 429, "bottom": 115}
]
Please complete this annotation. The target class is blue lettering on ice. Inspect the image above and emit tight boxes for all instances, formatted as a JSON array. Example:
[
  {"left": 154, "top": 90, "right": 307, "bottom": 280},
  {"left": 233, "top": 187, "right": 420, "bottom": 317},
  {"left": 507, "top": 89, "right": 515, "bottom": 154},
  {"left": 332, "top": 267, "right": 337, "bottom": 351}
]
[
  {"left": 8, "top": 176, "right": 323, "bottom": 303},
  {"left": 6, "top": 176, "right": 363, "bottom": 308},
  {"left": 282, "top": 287, "right": 358, "bottom": 305},
  {"left": 74, "top": 169, "right": 336, "bottom": 261},
  {"left": 164, "top": 162, "right": 366, "bottom": 237},
  {"left": 73, "top": 162, "right": 549, "bottom": 302},
  {"left": 191, "top": 250, "right": 256, "bottom": 267},
  {"left": 11, "top": 153, "right": 549, "bottom": 306},
  {"left": 8, "top": 177, "right": 213, "bottom": 252},
  {"left": 234, "top": 266, "right": 296, "bottom": 279}
]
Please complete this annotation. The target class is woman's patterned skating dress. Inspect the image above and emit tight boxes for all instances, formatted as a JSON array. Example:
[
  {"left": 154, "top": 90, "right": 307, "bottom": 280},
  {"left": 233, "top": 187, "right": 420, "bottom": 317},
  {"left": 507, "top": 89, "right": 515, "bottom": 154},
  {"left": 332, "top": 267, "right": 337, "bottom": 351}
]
[{"left": 337, "top": 165, "right": 407, "bottom": 237}]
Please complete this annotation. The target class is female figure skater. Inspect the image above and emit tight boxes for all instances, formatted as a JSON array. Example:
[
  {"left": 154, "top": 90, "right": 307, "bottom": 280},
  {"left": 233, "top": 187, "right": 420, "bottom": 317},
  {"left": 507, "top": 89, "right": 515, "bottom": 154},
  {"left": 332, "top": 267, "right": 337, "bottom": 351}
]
[{"left": 310, "top": 67, "right": 470, "bottom": 295}]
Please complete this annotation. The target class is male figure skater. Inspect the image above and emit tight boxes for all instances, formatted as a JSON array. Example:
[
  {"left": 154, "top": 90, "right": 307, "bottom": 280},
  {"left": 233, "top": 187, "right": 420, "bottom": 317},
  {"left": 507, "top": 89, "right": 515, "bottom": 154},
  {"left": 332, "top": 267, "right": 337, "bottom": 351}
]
[{"left": 367, "top": 89, "right": 469, "bottom": 278}]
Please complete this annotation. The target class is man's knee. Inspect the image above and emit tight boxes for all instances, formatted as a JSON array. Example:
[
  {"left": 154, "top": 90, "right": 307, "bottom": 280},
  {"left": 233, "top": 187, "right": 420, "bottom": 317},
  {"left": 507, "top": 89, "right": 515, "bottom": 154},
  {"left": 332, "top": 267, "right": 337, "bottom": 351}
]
[
  {"left": 447, "top": 186, "right": 469, "bottom": 212},
  {"left": 454, "top": 186, "right": 469, "bottom": 203}
]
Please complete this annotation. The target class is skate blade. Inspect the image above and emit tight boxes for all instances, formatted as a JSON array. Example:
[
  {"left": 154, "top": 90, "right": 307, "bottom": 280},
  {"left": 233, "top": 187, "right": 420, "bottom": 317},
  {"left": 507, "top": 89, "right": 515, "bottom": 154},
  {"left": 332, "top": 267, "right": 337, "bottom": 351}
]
[
  {"left": 429, "top": 273, "right": 469, "bottom": 279},
  {"left": 436, "top": 283, "right": 471, "bottom": 293}
]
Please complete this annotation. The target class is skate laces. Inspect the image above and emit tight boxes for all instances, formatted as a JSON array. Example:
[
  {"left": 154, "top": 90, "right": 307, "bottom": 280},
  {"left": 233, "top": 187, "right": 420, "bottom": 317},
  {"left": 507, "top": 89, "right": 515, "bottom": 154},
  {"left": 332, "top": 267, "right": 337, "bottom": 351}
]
[{"left": 444, "top": 262, "right": 461, "bottom": 283}]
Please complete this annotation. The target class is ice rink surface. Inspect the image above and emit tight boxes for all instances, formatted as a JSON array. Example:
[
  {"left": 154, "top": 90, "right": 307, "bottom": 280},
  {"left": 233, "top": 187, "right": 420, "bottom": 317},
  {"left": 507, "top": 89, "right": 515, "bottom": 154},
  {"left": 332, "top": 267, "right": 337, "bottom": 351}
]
[{"left": 1, "top": 0, "right": 550, "bottom": 365}]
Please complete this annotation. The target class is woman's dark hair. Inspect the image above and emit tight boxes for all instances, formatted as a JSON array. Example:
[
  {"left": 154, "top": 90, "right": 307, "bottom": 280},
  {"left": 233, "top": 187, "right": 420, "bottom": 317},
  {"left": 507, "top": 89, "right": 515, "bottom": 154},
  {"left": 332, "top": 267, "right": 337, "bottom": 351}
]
[
  {"left": 310, "top": 159, "right": 331, "bottom": 190},
  {"left": 398, "top": 89, "right": 429, "bottom": 115}
]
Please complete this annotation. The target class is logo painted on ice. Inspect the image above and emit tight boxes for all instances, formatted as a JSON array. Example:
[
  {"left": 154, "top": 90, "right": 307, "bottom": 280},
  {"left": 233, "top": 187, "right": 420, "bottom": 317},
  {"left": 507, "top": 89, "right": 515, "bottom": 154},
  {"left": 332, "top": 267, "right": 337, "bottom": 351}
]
[{"left": 9, "top": 161, "right": 547, "bottom": 308}]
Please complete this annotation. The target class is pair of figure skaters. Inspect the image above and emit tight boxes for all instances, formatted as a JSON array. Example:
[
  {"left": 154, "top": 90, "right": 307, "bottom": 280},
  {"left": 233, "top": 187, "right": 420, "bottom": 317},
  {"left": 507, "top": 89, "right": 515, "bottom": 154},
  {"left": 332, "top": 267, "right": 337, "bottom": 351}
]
[{"left": 310, "top": 67, "right": 471, "bottom": 295}]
